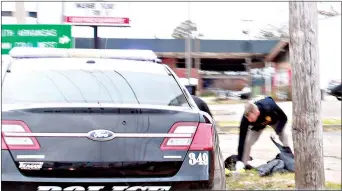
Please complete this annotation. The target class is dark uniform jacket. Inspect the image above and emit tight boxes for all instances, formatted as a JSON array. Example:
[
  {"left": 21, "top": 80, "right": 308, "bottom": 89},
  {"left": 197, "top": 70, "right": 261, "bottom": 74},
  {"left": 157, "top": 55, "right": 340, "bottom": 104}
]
[
  {"left": 191, "top": 95, "right": 212, "bottom": 117},
  {"left": 237, "top": 96, "right": 288, "bottom": 161}
]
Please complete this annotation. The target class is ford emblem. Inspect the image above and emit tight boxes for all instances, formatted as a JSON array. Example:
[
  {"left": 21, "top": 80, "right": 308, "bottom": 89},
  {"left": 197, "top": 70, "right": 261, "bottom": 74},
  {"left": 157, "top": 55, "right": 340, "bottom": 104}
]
[{"left": 87, "top": 130, "right": 115, "bottom": 141}]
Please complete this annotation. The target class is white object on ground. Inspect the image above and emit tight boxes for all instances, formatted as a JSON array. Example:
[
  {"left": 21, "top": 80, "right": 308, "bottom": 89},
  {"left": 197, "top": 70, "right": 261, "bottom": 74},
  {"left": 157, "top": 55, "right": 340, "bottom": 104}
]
[{"left": 235, "top": 161, "right": 245, "bottom": 171}]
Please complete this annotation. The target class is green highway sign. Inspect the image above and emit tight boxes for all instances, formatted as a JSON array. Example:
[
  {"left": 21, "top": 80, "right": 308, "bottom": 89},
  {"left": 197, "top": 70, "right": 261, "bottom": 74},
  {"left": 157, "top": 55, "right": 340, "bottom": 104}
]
[{"left": 1, "top": 24, "right": 73, "bottom": 55}]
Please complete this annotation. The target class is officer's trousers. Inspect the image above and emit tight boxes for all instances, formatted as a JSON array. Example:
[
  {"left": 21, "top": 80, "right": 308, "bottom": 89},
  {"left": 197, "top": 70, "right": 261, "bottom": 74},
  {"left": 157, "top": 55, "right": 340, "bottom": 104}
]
[{"left": 242, "top": 124, "right": 291, "bottom": 165}]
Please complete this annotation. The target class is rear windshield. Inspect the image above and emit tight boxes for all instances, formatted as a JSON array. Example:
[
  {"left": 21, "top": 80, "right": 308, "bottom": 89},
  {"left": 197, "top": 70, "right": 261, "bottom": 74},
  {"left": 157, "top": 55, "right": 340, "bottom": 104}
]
[{"left": 2, "top": 69, "right": 190, "bottom": 107}]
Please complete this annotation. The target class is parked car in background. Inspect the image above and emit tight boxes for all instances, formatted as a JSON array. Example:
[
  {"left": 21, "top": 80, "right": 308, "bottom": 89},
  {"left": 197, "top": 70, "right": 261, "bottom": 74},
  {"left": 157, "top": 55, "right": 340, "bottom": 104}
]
[
  {"left": 326, "top": 80, "right": 341, "bottom": 94},
  {"left": 214, "top": 87, "right": 251, "bottom": 100},
  {"left": 216, "top": 90, "right": 228, "bottom": 100},
  {"left": 330, "top": 83, "right": 342, "bottom": 101},
  {"left": 239, "top": 87, "right": 251, "bottom": 100},
  {"left": 230, "top": 87, "right": 251, "bottom": 100}
]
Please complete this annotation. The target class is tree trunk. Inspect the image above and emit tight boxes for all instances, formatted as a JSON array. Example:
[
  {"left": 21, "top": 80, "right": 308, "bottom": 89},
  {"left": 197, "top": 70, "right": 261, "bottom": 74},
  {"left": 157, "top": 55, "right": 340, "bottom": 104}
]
[{"left": 289, "top": 2, "right": 325, "bottom": 190}]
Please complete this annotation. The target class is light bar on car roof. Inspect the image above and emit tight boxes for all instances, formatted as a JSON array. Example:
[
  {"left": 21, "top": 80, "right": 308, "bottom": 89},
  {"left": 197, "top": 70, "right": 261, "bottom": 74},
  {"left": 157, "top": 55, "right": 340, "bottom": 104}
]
[{"left": 9, "top": 47, "right": 161, "bottom": 62}]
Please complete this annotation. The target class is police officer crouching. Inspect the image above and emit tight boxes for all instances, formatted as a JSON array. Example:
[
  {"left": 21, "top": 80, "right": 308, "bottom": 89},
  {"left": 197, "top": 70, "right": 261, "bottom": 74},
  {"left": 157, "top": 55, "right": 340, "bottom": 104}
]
[{"left": 235, "top": 96, "right": 292, "bottom": 171}]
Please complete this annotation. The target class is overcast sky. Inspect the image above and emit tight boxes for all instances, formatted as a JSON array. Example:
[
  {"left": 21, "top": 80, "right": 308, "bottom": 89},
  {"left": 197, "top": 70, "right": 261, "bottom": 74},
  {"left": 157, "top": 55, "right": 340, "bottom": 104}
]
[
  {"left": 70, "top": 2, "right": 341, "bottom": 39},
  {"left": 2, "top": 1, "right": 340, "bottom": 39},
  {"left": 80, "top": 2, "right": 341, "bottom": 40}
]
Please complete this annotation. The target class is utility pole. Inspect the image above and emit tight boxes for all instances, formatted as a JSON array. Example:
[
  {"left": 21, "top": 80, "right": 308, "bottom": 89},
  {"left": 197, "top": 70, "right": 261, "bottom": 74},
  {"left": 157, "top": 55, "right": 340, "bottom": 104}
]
[
  {"left": 265, "top": 62, "right": 272, "bottom": 96},
  {"left": 241, "top": 20, "right": 254, "bottom": 98},
  {"left": 244, "top": 58, "right": 252, "bottom": 97},
  {"left": 186, "top": 2, "right": 192, "bottom": 86},
  {"left": 194, "top": 36, "right": 201, "bottom": 95},
  {"left": 61, "top": 1, "right": 65, "bottom": 23},
  {"left": 289, "top": 2, "right": 325, "bottom": 190},
  {"left": 14, "top": 2, "right": 27, "bottom": 24},
  {"left": 93, "top": 26, "right": 100, "bottom": 49}
]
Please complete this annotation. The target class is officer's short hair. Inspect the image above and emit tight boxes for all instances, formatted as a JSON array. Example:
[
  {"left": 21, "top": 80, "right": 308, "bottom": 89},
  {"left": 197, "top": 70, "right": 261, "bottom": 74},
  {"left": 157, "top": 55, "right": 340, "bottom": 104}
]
[{"left": 244, "top": 101, "right": 258, "bottom": 117}]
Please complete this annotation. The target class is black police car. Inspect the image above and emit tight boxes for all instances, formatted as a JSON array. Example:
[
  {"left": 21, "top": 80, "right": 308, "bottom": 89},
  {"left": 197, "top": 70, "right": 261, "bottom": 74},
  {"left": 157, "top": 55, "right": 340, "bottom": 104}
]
[{"left": 2, "top": 47, "right": 226, "bottom": 191}]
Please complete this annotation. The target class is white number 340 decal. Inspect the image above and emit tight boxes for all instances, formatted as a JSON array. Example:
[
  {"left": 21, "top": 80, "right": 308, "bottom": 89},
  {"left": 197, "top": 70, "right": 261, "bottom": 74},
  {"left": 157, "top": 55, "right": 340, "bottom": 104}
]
[{"left": 188, "top": 152, "right": 209, "bottom": 165}]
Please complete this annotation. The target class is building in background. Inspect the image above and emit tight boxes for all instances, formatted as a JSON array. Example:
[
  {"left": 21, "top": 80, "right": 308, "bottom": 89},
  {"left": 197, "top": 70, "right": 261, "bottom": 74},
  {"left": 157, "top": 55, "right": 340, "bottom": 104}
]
[{"left": 265, "top": 15, "right": 341, "bottom": 101}]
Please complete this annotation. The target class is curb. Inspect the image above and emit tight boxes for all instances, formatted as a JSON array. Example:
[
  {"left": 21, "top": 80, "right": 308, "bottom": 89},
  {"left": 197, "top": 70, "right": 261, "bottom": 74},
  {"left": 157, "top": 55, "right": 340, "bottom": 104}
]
[{"left": 217, "top": 124, "right": 341, "bottom": 134}]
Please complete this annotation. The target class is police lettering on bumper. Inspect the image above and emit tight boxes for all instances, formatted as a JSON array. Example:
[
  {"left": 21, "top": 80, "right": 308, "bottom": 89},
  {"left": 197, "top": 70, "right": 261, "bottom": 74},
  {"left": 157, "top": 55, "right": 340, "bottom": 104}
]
[{"left": 37, "top": 186, "right": 171, "bottom": 191}]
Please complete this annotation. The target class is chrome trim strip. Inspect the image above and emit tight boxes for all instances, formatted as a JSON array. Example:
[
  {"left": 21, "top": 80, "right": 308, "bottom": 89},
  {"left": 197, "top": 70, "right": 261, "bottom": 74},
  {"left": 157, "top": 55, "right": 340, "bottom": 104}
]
[
  {"left": 3, "top": 132, "right": 192, "bottom": 138},
  {"left": 163, "top": 155, "right": 182, "bottom": 159},
  {"left": 2, "top": 103, "right": 196, "bottom": 113},
  {"left": 4, "top": 133, "right": 88, "bottom": 137},
  {"left": 16, "top": 155, "right": 45, "bottom": 159}
]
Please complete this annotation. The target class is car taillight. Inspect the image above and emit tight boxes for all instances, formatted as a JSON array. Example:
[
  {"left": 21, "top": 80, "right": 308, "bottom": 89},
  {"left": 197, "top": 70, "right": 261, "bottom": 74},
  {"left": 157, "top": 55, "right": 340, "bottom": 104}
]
[
  {"left": 1, "top": 120, "right": 40, "bottom": 150},
  {"left": 160, "top": 122, "right": 214, "bottom": 151}
]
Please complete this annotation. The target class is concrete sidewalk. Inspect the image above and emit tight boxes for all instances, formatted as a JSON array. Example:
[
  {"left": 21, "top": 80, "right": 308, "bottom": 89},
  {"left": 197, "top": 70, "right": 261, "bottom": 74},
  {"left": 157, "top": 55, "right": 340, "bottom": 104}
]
[
  {"left": 218, "top": 130, "right": 341, "bottom": 183},
  {"left": 209, "top": 99, "right": 341, "bottom": 122}
]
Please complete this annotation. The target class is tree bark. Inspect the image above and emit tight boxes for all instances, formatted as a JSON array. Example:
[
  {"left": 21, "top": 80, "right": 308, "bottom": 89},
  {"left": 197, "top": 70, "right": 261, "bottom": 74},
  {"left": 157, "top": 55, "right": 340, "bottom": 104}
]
[{"left": 289, "top": 2, "right": 325, "bottom": 190}]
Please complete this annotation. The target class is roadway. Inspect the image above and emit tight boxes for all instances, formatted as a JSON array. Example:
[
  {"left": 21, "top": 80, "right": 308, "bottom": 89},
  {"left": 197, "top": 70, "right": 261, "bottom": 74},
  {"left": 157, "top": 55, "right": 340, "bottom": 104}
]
[{"left": 209, "top": 95, "right": 341, "bottom": 122}]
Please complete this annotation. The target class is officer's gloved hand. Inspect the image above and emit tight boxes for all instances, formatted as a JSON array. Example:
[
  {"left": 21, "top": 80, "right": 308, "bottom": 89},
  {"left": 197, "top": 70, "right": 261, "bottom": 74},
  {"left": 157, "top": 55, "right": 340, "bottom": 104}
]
[{"left": 235, "top": 161, "right": 245, "bottom": 172}]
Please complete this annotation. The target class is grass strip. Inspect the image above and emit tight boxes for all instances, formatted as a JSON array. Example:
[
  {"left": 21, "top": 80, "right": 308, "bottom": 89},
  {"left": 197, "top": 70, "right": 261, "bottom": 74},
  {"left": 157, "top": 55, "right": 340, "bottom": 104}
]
[{"left": 226, "top": 170, "right": 341, "bottom": 190}]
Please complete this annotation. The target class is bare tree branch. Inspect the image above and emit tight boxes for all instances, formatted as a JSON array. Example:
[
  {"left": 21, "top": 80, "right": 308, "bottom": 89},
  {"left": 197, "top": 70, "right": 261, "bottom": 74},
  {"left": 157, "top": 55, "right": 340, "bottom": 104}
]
[
  {"left": 256, "top": 5, "right": 340, "bottom": 40},
  {"left": 171, "top": 20, "right": 198, "bottom": 39}
]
